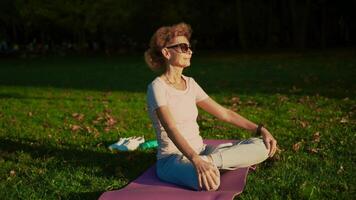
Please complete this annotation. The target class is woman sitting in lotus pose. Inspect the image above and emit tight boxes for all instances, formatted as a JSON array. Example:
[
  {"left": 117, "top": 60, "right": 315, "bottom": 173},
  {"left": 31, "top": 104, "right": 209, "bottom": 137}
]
[{"left": 145, "top": 22, "right": 277, "bottom": 191}]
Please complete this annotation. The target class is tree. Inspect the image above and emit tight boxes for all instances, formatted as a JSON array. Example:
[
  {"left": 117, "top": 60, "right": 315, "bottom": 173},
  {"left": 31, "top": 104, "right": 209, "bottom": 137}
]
[{"left": 289, "top": 0, "right": 311, "bottom": 49}]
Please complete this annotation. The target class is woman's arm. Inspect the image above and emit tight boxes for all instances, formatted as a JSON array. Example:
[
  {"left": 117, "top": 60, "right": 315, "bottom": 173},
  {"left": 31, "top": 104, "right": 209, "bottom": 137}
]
[
  {"left": 156, "top": 106, "right": 199, "bottom": 161},
  {"left": 197, "top": 97, "right": 277, "bottom": 157},
  {"left": 197, "top": 98, "right": 258, "bottom": 132},
  {"left": 155, "top": 106, "right": 219, "bottom": 190}
]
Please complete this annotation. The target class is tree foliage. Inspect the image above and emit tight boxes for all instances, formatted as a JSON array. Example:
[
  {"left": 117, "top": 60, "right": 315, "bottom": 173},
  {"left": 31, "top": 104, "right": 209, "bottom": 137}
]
[{"left": 0, "top": 0, "right": 355, "bottom": 52}]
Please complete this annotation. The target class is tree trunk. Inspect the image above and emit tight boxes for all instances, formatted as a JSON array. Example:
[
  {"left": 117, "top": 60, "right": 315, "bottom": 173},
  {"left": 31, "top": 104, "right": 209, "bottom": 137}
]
[
  {"left": 300, "top": 0, "right": 311, "bottom": 49},
  {"left": 266, "top": 0, "right": 276, "bottom": 47},
  {"left": 289, "top": 0, "right": 311, "bottom": 49},
  {"left": 321, "top": 0, "right": 327, "bottom": 48},
  {"left": 280, "top": 0, "right": 292, "bottom": 47},
  {"left": 12, "top": 21, "right": 17, "bottom": 43},
  {"left": 236, "top": 0, "right": 247, "bottom": 49}
]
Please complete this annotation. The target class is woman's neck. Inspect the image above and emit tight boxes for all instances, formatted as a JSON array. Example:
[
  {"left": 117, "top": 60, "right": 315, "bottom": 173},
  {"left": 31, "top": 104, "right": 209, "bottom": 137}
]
[{"left": 164, "top": 65, "right": 184, "bottom": 84}]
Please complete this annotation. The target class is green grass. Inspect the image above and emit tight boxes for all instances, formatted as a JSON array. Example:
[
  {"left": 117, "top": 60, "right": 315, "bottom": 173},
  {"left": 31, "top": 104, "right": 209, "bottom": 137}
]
[{"left": 0, "top": 49, "right": 355, "bottom": 199}]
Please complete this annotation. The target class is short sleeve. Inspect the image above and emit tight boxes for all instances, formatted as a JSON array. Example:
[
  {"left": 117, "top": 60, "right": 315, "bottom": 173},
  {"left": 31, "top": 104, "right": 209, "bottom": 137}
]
[
  {"left": 191, "top": 78, "right": 209, "bottom": 102},
  {"left": 147, "top": 81, "right": 167, "bottom": 110}
]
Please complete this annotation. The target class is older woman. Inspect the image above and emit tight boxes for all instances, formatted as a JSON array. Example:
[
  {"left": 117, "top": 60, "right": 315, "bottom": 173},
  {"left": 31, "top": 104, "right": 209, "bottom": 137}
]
[{"left": 145, "top": 22, "right": 277, "bottom": 191}]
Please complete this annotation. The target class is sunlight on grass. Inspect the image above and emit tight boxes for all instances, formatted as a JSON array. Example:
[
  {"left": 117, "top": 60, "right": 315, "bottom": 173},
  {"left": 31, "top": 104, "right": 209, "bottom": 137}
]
[{"left": 0, "top": 51, "right": 355, "bottom": 199}]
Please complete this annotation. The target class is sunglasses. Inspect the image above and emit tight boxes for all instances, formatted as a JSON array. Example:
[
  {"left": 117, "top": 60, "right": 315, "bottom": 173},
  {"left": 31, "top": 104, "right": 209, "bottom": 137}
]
[{"left": 165, "top": 43, "right": 192, "bottom": 53}]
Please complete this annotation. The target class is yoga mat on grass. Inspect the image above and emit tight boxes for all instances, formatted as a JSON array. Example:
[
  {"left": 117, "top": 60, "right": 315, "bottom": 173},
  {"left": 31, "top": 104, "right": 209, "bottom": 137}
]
[{"left": 99, "top": 139, "right": 256, "bottom": 200}]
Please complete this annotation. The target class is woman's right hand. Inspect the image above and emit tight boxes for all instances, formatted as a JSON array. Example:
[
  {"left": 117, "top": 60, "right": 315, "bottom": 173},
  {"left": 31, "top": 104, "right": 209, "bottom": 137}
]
[{"left": 191, "top": 155, "right": 220, "bottom": 191}]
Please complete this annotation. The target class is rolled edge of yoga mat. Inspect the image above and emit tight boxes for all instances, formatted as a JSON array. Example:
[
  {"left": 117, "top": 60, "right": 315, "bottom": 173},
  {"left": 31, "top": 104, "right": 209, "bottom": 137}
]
[{"left": 139, "top": 140, "right": 158, "bottom": 150}]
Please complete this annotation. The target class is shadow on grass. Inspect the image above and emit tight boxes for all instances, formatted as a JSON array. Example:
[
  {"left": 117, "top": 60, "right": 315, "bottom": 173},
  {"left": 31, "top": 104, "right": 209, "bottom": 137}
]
[
  {"left": 67, "top": 191, "right": 104, "bottom": 200},
  {"left": 0, "top": 137, "right": 156, "bottom": 199}
]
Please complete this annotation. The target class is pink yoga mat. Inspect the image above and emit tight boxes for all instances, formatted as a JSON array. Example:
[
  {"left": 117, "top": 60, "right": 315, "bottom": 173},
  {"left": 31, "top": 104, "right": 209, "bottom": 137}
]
[{"left": 99, "top": 139, "right": 255, "bottom": 200}]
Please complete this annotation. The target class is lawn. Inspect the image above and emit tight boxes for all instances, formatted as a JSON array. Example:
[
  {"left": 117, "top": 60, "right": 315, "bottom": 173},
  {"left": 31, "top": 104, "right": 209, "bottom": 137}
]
[{"left": 0, "top": 49, "right": 355, "bottom": 199}]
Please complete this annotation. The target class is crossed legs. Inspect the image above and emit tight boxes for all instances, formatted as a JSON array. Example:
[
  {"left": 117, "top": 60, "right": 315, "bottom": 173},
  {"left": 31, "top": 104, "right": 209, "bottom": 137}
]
[{"left": 156, "top": 137, "right": 269, "bottom": 191}]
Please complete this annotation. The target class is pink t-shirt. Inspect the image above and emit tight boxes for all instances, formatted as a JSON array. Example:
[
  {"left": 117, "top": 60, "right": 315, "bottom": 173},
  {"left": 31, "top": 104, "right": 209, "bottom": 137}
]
[{"left": 147, "top": 75, "right": 209, "bottom": 159}]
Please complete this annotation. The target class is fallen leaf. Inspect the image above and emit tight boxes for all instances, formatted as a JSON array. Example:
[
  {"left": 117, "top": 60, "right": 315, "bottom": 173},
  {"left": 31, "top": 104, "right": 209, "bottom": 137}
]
[
  {"left": 299, "top": 120, "right": 309, "bottom": 128},
  {"left": 298, "top": 96, "right": 310, "bottom": 104},
  {"left": 84, "top": 126, "right": 92, "bottom": 134},
  {"left": 340, "top": 118, "right": 348, "bottom": 124},
  {"left": 270, "top": 146, "right": 283, "bottom": 161},
  {"left": 94, "top": 131, "right": 100, "bottom": 137},
  {"left": 93, "top": 127, "right": 100, "bottom": 135},
  {"left": 104, "top": 113, "right": 117, "bottom": 127},
  {"left": 308, "top": 148, "right": 318, "bottom": 153},
  {"left": 293, "top": 141, "right": 302, "bottom": 152},
  {"left": 70, "top": 124, "right": 82, "bottom": 132},
  {"left": 104, "top": 108, "right": 112, "bottom": 113},
  {"left": 38, "top": 169, "right": 45, "bottom": 175},
  {"left": 288, "top": 108, "right": 297, "bottom": 115},
  {"left": 246, "top": 100, "right": 257, "bottom": 106},
  {"left": 9, "top": 170, "right": 16, "bottom": 177},
  {"left": 92, "top": 115, "right": 104, "bottom": 124},
  {"left": 337, "top": 165, "right": 344, "bottom": 174},
  {"left": 289, "top": 85, "right": 302, "bottom": 93},
  {"left": 312, "top": 132, "right": 320, "bottom": 143},
  {"left": 277, "top": 95, "right": 289, "bottom": 102},
  {"left": 105, "top": 117, "right": 117, "bottom": 127},
  {"left": 72, "top": 113, "right": 84, "bottom": 121},
  {"left": 231, "top": 97, "right": 241, "bottom": 104},
  {"left": 92, "top": 120, "right": 100, "bottom": 124}
]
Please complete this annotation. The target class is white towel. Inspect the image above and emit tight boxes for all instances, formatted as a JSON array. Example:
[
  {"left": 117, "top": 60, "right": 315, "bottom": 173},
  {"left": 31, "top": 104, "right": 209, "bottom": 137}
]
[{"left": 109, "top": 136, "right": 145, "bottom": 151}]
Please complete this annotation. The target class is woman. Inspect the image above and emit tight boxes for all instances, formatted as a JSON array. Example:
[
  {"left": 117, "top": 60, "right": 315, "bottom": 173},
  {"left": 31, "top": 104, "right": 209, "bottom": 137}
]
[{"left": 145, "top": 22, "right": 277, "bottom": 191}]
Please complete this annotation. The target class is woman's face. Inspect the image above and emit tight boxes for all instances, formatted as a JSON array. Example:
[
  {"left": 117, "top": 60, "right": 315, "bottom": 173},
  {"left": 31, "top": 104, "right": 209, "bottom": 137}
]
[{"left": 164, "top": 36, "right": 193, "bottom": 68}]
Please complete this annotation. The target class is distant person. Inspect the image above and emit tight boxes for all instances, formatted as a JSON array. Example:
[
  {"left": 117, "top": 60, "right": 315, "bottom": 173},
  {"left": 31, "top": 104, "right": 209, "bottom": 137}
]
[{"left": 145, "top": 22, "right": 277, "bottom": 191}]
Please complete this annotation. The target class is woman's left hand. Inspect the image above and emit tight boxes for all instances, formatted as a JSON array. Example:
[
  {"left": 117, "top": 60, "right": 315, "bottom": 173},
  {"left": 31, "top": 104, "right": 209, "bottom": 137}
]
[{"left": 261, "top": 128, "right": 277, "bottom": 157}]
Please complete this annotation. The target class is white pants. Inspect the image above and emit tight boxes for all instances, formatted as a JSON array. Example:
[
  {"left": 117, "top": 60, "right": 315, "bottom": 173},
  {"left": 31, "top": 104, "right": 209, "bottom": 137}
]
[{"left": 156, "top": 137, "right": 269, "bottom": 191}]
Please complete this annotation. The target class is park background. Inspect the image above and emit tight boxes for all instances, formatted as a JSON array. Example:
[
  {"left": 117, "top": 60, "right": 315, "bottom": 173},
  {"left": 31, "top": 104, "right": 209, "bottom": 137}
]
[{"left": 0, "top": 0, "right": 355, "bottom": 199}]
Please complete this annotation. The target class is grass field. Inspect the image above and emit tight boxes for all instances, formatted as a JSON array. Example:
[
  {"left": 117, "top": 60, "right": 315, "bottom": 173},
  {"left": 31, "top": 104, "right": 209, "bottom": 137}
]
[{"left": 0, "top": 49, "right": 355, "bottom": 199}]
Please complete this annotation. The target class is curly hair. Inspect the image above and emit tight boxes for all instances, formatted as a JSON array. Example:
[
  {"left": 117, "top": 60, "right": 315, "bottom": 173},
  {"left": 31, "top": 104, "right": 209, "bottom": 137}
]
[{"left": 144, "top": 22, "right": 192, "bottom": 72}]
